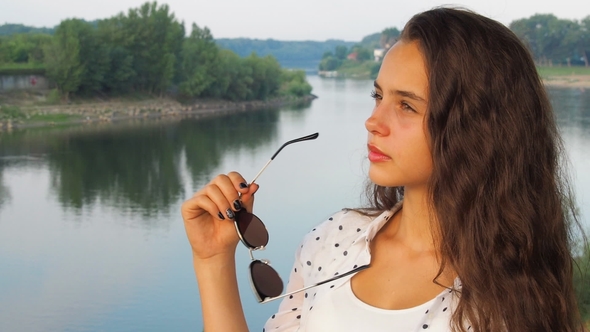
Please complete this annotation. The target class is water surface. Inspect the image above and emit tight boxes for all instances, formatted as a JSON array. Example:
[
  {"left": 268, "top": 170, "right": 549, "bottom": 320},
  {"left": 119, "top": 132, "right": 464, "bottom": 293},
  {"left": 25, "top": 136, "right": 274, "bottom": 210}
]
[{"left": 0, "top": 77, "right": 588, "bottom": 331}]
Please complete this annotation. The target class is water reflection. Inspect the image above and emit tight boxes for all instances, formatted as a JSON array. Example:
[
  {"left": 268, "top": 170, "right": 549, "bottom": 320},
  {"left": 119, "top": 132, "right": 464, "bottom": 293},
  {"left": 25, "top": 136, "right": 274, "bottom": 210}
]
[
  {"left": 549, "top": 87, "right": 590, "bottom": 131},
  {"left": 0, "top": 82, "right": 588, "bottom": 331},
  {"left": 0, "top": 163, "right": 9, "bottom": 210},
  {"left": 548, "top": 87, "right": 590, "bottom": 231},
  {"left": 0, "top": 107, "right": 291, "bottom": 222},
  {"left": 181, "top": 108, "right": 281, "bottom": 187}
]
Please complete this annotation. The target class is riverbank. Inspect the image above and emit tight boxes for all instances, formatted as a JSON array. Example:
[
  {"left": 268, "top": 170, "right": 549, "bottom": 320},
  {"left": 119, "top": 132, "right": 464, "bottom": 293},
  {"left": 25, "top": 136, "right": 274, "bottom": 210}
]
[
  {"left": 0, "top": 94, "right": 316, "bottom": 131},
  {"left": 543, "top": 75, "right": 590, "bottom": 88}
]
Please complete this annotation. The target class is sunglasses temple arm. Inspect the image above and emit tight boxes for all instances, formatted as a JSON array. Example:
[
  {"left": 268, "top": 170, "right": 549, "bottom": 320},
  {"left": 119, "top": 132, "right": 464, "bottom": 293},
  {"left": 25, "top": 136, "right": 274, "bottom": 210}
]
[
  {"left": 249, "top": 133, "right": 319, "bottom": 185},
  {"left": 260, "top": 264, "right": 370, "bottom": 304},
  {"left": 249, "top": 159, "right": 272, "bottom": 185}
]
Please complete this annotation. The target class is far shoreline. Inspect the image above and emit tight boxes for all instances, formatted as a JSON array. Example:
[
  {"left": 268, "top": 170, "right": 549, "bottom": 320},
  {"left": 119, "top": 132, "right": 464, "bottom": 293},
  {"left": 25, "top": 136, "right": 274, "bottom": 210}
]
[
  {"left": 2, "top": 72, "right": 589, "bottom": 132},
  {"left": 542, "top": 75, "right": 590, "bottom": 89},
  {"left": 0, "top": 95, "right": 317, "bottom": 131}
]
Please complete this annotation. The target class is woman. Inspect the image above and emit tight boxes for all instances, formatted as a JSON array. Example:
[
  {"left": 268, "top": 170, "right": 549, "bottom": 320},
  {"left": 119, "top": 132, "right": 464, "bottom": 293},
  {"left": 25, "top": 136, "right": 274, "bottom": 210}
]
[{"left": 181, "top": 8, "right": 584, "bottom": 331}]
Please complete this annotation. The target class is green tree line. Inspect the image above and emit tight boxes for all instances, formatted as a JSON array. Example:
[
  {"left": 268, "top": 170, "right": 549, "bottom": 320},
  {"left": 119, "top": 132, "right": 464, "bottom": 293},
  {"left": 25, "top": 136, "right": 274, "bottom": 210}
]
[
  {"left": 0, "top": 23, "right": 55, "bottom": 36},
  {"left": 0, "top": 2, "right": 312, "bottom": 101},
  {"left": 215, "top": 38, "right": 357, "bottom": 63},
  {"left": 510, "top": 14, "right": 590, "bottom": 66},
  {"left": 318, "top": 27, "right": 400, "bottom": 77},
  {"left": 321, "top": 13, "right": 590, "bottom": 74}
]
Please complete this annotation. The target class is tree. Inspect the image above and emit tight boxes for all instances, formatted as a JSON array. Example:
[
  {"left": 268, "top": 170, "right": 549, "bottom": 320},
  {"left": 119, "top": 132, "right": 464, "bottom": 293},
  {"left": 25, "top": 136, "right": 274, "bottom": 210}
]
[
  {"left": 319, "top": 56, "right": 340, "bottom": 71},
  {"left": 217, "top": 50, "right": 253, "bottom": 101},
  {"left": 244, "top": 53, "right": 282, "bottom": 100},
  {"left": 280, "top": 69, "right": 312, "bottom": 97},
  {"left": 509, "top": 14, "right": 586, "bottom": 66},
  {"left": 353, "top": 46, "right": 372, "bottom": 61},
  {"left": 321, "top": 50, "right": 333, "bottom": 59},
  {"left": 73, "top": 20, "right": 109, "bottom": 95},
  {"left": 43, "top": 20, "right": 84, "bottom": 101},
  {"left": 334, "top": 45, "right": 348, "bottom": 60},
  {"left": 579, "top": 16, "right": 590, "bottom": 67},
  {"left": 179, "top": 24, "right": 219, "bottom": 98},
  {"left": 0, "top": 33, "right": 51, "bottom": 64},
  {"left": 96, "top": 16, "right": 136, "bottom": 93},
  {"left": 119, "top": 2, "right": 184, "bottom": 94},
  {"left": 380, "top": 27, "right": 400, "bottom": 49}
]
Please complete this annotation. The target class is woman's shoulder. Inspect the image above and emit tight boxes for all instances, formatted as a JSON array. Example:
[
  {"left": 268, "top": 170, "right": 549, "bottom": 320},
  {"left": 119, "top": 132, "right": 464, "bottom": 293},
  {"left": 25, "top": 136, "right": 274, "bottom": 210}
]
[
  {"left": 310, "top": 209, "right": 374, "bottom": 234},
  {"left": 298, "top": 209, "right": 376, "bottom": 250}
]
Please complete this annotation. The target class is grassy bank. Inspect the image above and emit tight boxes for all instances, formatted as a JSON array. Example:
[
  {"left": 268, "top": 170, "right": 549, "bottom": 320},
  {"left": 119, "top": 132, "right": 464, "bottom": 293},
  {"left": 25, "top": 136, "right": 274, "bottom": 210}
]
[
  {"left": 0, "top": 62, "right": 46, "bottom": 75},
  {"left": 0, "top": 90, "right": 316, "bottom": 130},
  {"left": 320, "top": 64, "right": 590, "bottom": 88},
  {"left": 537, "top": 66, "right": 590, "bottom": 78},
  {"left": 335, "top": 60, "right": 380, "bottom": 79}
]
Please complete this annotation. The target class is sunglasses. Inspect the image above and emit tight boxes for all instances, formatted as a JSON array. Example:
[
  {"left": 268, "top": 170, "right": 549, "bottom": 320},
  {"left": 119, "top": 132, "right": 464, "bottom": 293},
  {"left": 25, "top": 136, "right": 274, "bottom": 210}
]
[{"left": 234, "top": 133, "right": 370, "bottom": 303}]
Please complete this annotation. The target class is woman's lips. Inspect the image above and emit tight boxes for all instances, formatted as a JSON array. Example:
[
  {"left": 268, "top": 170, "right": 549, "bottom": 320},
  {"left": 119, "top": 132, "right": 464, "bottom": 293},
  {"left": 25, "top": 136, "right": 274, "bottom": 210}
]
[{"left": 367, "top": 144, "right": 391, "bottom": 162}]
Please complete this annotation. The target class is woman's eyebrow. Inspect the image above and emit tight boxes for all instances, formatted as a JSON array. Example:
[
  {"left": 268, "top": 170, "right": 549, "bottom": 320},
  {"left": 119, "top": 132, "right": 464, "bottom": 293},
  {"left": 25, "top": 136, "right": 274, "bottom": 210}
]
[{"left": 373, "top": 80, "right": 427, "bottom": 103}]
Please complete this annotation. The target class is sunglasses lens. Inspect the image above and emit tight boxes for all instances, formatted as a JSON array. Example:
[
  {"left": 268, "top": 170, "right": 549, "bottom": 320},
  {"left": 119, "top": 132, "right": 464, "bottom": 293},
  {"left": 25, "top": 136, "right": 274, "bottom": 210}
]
[
  {"left": 236, "top": 212, "right": 269, "bottom": 248},
  {"left": 250, "top": 261, "right": 283, "bottom": 300}
]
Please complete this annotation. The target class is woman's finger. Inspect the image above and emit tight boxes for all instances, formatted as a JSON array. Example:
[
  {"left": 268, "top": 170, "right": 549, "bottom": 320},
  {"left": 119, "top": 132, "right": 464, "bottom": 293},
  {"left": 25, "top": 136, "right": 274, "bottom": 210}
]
[
  {"left": 204, "top": 183, "right": 238, "bottom": 219},
  {"left": 228, "top": 171, "right": 250, "bottom": 194},
  {"left": 209, "top": 175, "right": 242, "bottom": 213},
  {"left": 239, "top": 183, "right": 259, "bottom": 213},
  {"left": 182, "top": 191, "right": 225, "bottom": 222}
]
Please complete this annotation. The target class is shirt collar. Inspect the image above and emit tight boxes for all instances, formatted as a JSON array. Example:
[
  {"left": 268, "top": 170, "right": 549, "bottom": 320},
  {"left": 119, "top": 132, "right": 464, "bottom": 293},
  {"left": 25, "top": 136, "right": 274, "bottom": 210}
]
[{"left": 353, "top": 200, "right": 403, "bottom": 245}]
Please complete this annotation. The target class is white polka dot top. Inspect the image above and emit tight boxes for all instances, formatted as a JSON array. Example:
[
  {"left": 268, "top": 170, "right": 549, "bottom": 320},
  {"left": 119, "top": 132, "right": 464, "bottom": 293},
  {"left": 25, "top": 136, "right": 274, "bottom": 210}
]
[{"left": 263, "top": 201, "right": 463, "bottom": 332}]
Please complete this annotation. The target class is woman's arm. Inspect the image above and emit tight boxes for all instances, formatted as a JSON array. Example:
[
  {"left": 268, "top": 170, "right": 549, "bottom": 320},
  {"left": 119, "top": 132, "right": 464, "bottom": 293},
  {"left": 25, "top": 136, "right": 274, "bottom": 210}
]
[
  {"left": 193, "top": 253, "right": 248, "bottom": 332},
  {"left": 181, "top": 172, "right": 259, "bottom": 332}
]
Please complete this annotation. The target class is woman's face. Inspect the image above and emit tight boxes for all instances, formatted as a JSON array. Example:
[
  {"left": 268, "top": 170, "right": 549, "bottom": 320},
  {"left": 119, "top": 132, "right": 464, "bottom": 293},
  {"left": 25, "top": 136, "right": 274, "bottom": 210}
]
[{"left": 365, "top": 40, "right": 433, "bottom": 189}]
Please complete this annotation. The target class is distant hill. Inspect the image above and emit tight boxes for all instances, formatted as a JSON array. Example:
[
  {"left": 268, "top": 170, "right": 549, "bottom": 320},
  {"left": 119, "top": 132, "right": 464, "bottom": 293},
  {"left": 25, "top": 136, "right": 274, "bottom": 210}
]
[
  {"left": 0, "top": 24, "right": 54, "bottom": 35},
  {"left": 215, "top": 38, "right": 358, "bottom": 71},
  {"left": 0, "top": 22, "right": 364, "bottom": 72}
]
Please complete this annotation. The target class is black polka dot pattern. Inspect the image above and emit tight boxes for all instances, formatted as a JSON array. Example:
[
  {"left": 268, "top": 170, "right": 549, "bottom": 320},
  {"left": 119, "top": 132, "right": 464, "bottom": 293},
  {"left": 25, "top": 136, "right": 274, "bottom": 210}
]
[{"left": 262, "top": 204, "right": 457, "bottom": 331}]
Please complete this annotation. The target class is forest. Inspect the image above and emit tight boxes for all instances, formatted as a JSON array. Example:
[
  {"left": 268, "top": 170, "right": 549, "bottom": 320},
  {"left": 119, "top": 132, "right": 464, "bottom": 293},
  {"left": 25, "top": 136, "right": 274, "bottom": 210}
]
[
  {"left": 0, "top": 2, "right": 312, "bottom": 102},
  {"left": 316, "top": 14, "right": 590, "bottom": 77},
  {"left": 1, "top": 6, "right": 590, "bottom": 102}
]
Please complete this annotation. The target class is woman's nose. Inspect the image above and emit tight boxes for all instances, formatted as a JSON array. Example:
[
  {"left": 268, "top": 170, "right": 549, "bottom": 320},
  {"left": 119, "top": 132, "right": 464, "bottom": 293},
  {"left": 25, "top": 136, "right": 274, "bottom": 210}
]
[{"left": 365, "top": 107, "right": 390, "bottom": 136}]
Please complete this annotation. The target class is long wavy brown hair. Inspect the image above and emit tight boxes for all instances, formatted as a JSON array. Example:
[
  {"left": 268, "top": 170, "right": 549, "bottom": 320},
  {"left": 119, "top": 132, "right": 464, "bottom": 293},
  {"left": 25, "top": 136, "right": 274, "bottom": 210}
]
[{"left": 365, "top": 8, "right": 585, "bottom": 331}]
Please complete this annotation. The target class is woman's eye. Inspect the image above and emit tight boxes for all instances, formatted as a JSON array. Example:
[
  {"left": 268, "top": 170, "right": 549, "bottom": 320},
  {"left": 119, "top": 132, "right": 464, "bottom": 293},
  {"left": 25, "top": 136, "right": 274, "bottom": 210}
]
[
  {"left": 401, "top": 102, "right": 415, "bottom": 113},
  {"left": 370, "top": 90, "right": 382, "bottom": 100}
]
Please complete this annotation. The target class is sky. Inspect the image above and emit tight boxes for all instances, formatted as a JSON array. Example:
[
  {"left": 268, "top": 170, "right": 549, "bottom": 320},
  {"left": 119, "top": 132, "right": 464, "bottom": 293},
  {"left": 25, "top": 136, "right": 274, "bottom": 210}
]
[{"left": 1, "top": 0, "right": 589, "bottom": 41}]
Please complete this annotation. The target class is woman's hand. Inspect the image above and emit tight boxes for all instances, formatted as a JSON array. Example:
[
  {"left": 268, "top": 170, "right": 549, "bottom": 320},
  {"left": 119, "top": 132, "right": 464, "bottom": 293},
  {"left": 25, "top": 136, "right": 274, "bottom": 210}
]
[
  {"left": 182, "top": 172, "right": 257, "bottom": 332},
  {"left": 181, "top": 172, "right": 259, "bottom": 262}
]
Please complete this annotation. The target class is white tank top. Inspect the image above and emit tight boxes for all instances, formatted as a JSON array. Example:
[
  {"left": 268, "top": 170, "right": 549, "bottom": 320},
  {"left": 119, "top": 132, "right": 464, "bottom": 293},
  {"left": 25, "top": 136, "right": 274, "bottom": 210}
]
[{"left": 306, "top": 279, "right": 449, "bottom": 331}]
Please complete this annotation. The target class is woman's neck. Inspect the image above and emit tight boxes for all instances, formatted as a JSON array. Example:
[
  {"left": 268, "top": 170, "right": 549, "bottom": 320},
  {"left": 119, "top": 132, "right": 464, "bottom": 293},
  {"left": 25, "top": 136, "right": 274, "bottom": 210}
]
[{"left": 388, "top": 185, "right": 437, "bottom": 253}]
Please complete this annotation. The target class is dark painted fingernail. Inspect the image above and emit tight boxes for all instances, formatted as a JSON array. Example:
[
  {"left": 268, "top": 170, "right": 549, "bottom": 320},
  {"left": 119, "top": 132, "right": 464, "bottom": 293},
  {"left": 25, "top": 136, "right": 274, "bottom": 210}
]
[
  {"left": 226, "top": 208, "right": 235, "bottom": 219},
  {"left": 217, "top": 212, "right": 225, "bottom": 220},
  {"left": 233, "top": 200, "right": 242, "bottom": 210},
  {"left": 239, "top": 182, "right": 248, "bottom": 189}
]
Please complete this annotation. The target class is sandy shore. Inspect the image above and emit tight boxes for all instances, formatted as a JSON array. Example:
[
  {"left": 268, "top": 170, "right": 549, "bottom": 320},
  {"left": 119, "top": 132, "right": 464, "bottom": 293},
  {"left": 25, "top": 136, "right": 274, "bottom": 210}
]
[{"left": 543, "top": 75, "right": 590, "bottom": 88}]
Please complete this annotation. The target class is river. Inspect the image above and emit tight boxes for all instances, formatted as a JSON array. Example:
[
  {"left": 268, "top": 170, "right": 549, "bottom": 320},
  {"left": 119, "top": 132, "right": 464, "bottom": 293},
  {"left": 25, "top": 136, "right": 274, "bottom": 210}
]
[{"left": 0, "top": 76, "right": 588, "bottom": 331}]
